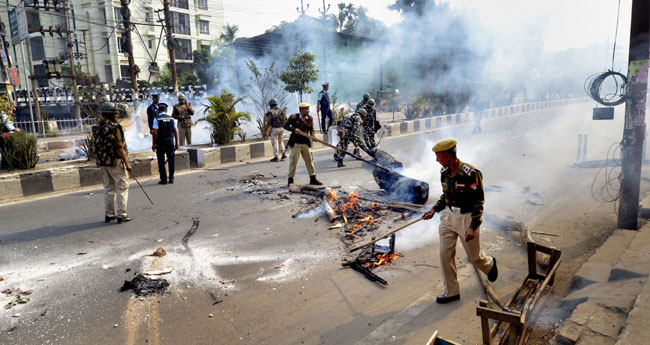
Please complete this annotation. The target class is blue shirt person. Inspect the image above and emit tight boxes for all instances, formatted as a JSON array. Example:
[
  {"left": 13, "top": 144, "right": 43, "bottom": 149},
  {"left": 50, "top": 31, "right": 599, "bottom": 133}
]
[{"left": 151, "top": 103, "right": 178, "bottom": 184}]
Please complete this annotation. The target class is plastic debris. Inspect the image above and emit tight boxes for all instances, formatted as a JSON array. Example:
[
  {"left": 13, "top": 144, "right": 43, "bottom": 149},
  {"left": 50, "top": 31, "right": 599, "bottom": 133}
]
[
  {"left": 5, "top": 295, "right": 30, "bottom": 309},
  {"left": 149, "top": 247, "right": 167, "bottom": 257}
]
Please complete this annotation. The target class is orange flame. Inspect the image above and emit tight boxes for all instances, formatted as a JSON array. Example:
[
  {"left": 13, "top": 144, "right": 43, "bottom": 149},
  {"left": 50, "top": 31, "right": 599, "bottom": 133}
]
[
  {"left": 327, "top": 190, "right": 338, "bottom": 201},
  {"left": 364, "top": 252, "right": 401, "bottom": 268}
]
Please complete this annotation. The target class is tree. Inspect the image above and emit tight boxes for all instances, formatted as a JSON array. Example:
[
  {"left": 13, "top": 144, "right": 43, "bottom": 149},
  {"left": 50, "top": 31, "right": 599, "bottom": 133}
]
[
  {"left": 336, "top": 3, "right": 357, "bottom": 34},
  {"left": 193, "top": 46, "right": 217, "bottom": 87},
  {"left": 279, "top": 51, "right": 319, "bottom": 102},
  {"left": 388, "top": 0, "right": 431, "bottom": 16},
  {"left": 220, "top": 23, "right": 239, "bottom": 45},
  {"left": 245, "top": 59, "right": 289, "bottom": 139},
  {"left": 198, "top": 90, "right": 251, "bottom": 145}
]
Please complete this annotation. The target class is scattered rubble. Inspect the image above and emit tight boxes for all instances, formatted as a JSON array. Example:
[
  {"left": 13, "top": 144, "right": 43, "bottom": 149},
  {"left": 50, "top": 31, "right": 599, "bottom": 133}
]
[
  {"left": 149, "top": 247, "right": 167, "bottom": 257},
  {"left": 5, "top": 295, "right": 30, "bottom": 309}
]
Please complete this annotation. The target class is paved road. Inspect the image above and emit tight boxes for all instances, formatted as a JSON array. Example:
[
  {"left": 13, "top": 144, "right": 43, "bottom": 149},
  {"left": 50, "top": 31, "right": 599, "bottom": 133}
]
[{"left": 0, "top": 102, "right": 625, "bottom": 344}]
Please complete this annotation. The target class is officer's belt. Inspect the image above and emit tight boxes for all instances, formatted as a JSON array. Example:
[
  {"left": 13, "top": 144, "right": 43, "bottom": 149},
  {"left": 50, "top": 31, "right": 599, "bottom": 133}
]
[{"left": 448, "top": 205, "right": 471, "bottom": 214}]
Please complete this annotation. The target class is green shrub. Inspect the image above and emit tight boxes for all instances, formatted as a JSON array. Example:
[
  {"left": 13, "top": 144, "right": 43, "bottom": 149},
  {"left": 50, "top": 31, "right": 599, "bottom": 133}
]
[
  {"left": 198, "top": 90, "right": 251, "bottom": 145},
  {"left": 0, "top": 132, "right": 39, "bottom": 170}
]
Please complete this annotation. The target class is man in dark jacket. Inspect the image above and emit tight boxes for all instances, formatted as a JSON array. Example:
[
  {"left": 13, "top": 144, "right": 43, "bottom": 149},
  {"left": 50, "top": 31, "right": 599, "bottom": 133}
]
[
  {"left": 152, "top": 103, "right": 179, "bottom": 184},
  {"left": 146, "top": 94, "right": 160, "bottom": 134}
]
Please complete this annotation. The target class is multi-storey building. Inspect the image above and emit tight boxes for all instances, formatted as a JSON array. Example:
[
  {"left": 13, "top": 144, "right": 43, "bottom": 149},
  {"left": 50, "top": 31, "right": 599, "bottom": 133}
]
[{"left": 2, "top": 0, "right": 224, "bottom": 87}]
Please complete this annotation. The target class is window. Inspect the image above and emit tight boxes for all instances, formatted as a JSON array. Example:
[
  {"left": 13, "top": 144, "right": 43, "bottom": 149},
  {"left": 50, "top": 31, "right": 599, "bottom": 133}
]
[
  {"left": 30, "top": 36, "right": 45, "bottom": 61},
  {"left": 171, "top": 0, "right": 188, "bottom": 9},
  {"left": 148, "top": 40, "right": 153, "bottom": 49},
  {"left": 33, "top": 65, "right": 48, "bottom": 87},
  {"left": 104, "top": 65, "right": 113, "bottom": 83},
  {"left": 145, "top": 12, "right": 151, "bottom": 22},
  {"left": 175, "top": 38, "right": 192, "bottom": 60},
  {"left": 120, "top": 65, "right": 130, "bottom": 80},
  {"left": 171, "top": 12, "right": 190, "bottom": 35},
  {"left": 106, "top": 37, "right": 111, "bottom": 54},
  {"left": 114, "top": 7, "right": 123, "bottom": 23},
  {"left": 26, "top": 10, "right": 41, "bottom": 31},
  {"left": 199, "top": 20, "right": 209, "bottom": 35},
  {"left": 196, "top": 0, "right": 207, "bottom": 11}
]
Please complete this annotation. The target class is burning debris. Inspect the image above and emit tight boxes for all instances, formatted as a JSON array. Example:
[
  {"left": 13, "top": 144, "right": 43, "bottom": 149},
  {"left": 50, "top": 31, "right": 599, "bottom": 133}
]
[
  {"left": 225, "top": 173, "right": 277, "bottom": 195},
  {"left": 120, "top": 274, "right": 170, "bottom": 296}
]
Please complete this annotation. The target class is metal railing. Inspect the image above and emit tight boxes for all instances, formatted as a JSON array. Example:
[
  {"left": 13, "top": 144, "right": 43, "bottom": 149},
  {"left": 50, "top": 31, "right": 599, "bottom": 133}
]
[{"left": 12, "top": 118, "right": 96, "bottom": 138}]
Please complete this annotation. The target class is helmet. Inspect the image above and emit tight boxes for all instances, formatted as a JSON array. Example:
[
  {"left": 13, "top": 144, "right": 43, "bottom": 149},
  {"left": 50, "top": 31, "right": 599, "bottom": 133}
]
[
  {"left": 101, "top": 102, "right": 117, "bottom": 115},
  {"left": 177, "top": 93, "right": 186, "bottom": 100},
  {"left": 356, "top": 108, "right": 367, "bottom": 116},
  {"left": 362, "top": 93, "right": 371, "bottom": 100},
  {"left": 367, "top": 99, "right": 375, "bottom": 107},
  {"left": 269, "top": 98, "right": 278, "bottom": 107}
]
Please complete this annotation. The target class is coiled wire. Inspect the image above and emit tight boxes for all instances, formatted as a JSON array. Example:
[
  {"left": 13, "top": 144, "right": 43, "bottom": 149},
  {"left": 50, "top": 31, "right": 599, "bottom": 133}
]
[{"left": 584, "top": 71, "right": 627, "bottom": 106}]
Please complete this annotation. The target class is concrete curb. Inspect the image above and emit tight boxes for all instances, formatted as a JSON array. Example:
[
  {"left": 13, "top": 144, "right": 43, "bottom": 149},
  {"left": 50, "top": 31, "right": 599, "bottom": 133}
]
[{"left": 0, "top": 98, "right": 588, "bottom": 202}]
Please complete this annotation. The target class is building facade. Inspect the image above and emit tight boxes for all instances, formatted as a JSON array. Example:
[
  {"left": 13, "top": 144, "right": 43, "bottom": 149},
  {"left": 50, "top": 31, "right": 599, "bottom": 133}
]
[{"left": 1, "top": 0, "right": 224, "bottom": 88}]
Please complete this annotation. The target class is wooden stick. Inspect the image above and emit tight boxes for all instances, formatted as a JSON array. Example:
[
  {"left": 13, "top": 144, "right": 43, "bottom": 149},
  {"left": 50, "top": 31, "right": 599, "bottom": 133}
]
[
  {"left": 349, "top": 218, "right": 422, "bottom": 252},
  {"left": 294, "top": 129, "right": 390, "bottom": 172},
  {"left": 131, "top": 173, "right": 154, "bottom": 205},
  {"left": 425, "top": 330, "right": 439, "bottom": 345}
]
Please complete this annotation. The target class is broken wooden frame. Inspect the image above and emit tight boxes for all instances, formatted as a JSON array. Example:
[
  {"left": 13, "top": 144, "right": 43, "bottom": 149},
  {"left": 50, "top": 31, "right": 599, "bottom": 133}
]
[{"left": 476, "top": 242, "right": 561, "bottom": 345}]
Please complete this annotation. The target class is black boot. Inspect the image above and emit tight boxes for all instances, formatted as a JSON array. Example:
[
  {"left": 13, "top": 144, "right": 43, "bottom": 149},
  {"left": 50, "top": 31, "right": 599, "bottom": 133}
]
[
  {"left": 281, "top": 153, "right": 287, "bottom": 160},
  {"left": 337, "top": 159, "right": 345, "bottom": 167},
  {"left": 309, "top": 175, "right": 323, "bottom": 186},
  {"left": 287, "top": 177, "right": 294, "bottom": 186},
  {"left": 270, "top": 156, "right": 279, "bottom": 162}
]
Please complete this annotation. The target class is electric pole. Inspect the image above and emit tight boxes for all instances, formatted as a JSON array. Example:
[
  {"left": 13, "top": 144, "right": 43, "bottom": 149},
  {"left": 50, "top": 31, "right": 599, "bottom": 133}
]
[
  {"left": 120, "top": 0, "right": 139, "bottom": 100},
  {"left": 617, "top": 0, "right": 650, "bottom": 229},
  {"left": 319, "top": 0, "right": 329, "bottom": 81},
  {"left": 63, "top": 0, "right": 81, "bottom": 119},
  {"left": 161, "top": 0, "right": 178, "bottom": 93}
]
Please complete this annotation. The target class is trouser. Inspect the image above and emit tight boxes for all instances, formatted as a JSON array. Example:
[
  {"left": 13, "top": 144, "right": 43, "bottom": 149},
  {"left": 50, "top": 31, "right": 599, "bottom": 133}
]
[
  {"left": 101, "top": 164, "right": 129, "bottom": 218},
  {"left": 156, "top": 141, "right": 175, "bottom": 181},
  {"left": 179, "top": 127, "right": 192, "bottom": 146},
  {"left": 363, "top": 125, "right": 376, "bottom": 148},
  {"left": 288, "top": 143, "right": 315, "bottom": 178},
  {"left": 335, "top": 135, "right": 368, "bottom": 162},
  {"left": 439, "top": 209, "right": 493, "bottom": 296},
  {"left": 320, "top": 108, "right": 333, "bottom": 133},
  {"left": 270, "top": 127, "right": 284, "bottom": 157}
]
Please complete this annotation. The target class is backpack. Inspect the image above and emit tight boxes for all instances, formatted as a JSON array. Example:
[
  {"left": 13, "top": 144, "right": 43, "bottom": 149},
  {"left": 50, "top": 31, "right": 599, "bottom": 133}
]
[
  {"left": 92, "top": 121, "right": 120, "bottom": 167},
  {"left": 269, "top": 108, "right": 286, "bottom": 128}
]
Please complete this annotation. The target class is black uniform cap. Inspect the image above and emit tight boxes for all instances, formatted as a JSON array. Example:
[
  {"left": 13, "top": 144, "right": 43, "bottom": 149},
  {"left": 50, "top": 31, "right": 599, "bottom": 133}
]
[{"left": 158, "top": 102, "right": 168, "bottom": 110}]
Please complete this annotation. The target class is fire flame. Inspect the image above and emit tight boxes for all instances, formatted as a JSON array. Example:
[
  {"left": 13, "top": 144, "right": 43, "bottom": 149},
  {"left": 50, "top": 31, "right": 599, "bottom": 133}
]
[
  {"left": 342, "top": 192, "right": 360, "bottom": 212},
  {"left": 363, "top": 252, "right": 401, "bottom": 268},
  {"left": 327, "top": 190, "right": 338, "bottom": 201}
]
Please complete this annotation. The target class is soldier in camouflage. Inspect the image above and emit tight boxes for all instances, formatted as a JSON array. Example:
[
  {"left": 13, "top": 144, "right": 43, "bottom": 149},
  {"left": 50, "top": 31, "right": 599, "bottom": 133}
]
[
  {"left": 263, "top": 98, "right": 287, "bottom": 162},
  {"left": 334, "top": 108, "right": 371, "bottom": 167},
  {"left": 363, "top": 98, "right": 377, "bottom": 149},
  {"left": 356, "top": 93, "right": 371, "bottom": 111}
]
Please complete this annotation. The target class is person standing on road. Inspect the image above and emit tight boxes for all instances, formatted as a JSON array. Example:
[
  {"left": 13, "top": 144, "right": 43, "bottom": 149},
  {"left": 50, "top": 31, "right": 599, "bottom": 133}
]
[
  {"left": 317, "top": 82, "right": 333, "bottom": 136},
  {"left": 146, "top": 94, "right": 160, "bottom": 134},
  {"left": 422, "top": 138, "right": 498, "bottom": 304},
  {"left": 363, "top": 99, "right": 378, "bottom": 149},
  {"left": 93, "top": 102, "right": 132, "bottom": 224},
  {"left": 263, "top": 98, "right": 287, "bottom": 162},
  {"left": 283, "top": 103, "right": 323, "bottom": 187},
  {"left": 0, "top": 109, "right": 20, "bottom": 169},
  {"left": 152, "top": 103, "right": 178, "bottom": 184},
  {"left": 172, "top": 93, "right": 194, "bottom": 146}
]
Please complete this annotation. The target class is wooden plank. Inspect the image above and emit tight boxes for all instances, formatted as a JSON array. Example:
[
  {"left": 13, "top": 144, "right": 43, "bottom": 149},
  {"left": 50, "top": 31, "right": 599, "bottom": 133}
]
[
  {"left": 479, "top": 300, "right": 491, "bottom": 345},
  {"left": 425, "top": 330, "right": 439, "bottom": 345},
  {"left": 548, "top": 250, "right": 562, "bottom": 286},
  {"left": 476, "top": 306, "right": 522, "bottom": 324},
  {"left": 527, "top": 242, "right": 537, "bottom": 277},
  {"left": 523, "top": 258, "right": 562, "bottom": 323}
]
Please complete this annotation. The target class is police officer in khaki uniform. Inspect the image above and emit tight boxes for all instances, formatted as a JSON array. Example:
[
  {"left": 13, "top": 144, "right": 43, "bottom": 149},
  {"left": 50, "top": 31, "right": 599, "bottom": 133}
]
[
  {"left": 172, "top": 93, "right": 194, "bottom": 146},
  {"left": 283, "top": 103, "right": 323, "bottom": 186},
  {"left": 422, "top": 138, "right": 498, "bottom": 304},
  {"left": 94, "top": 102, "right": 132, "bottom": 224}
]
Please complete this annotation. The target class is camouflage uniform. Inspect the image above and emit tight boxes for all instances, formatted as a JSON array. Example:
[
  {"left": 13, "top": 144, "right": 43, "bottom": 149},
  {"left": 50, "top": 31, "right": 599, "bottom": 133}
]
[
  {"left": 335, "top": 112, "right": 370, "bottom": 164},
  {"left": 93, "top": 118, "right": 129, "bottom": 219},
  {"left": 265, "top": 107, "right": 287, "bottom": 158},
  {"left": 362, "top": 103, "right": 377, "bottom": 149}
]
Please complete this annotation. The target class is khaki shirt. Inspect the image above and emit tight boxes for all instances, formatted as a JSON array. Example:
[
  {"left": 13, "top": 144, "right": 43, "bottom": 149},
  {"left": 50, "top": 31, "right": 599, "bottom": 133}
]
[
  {"left": 172, "top": 103, "right": 194, "bottom": 128},
  {"left": 432, "top": 160, "right": 484, "bottom": 229}
]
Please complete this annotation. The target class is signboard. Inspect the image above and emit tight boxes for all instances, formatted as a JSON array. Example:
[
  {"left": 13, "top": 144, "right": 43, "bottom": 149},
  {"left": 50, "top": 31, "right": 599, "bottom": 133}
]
[
  {"left": 8, "top": 67, "right": 20, "bottom": 86},
  {"left": 8, "top": 4, "right": 28, "bottom": 45},
  {"left": 0, "top": 48, "right": 7, "bottom": 66}
]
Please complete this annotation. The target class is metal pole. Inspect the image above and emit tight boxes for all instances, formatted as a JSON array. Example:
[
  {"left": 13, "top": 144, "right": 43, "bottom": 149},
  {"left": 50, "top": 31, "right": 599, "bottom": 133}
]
[
  {"left": 19, "top": 43, "right": 35, "bottom": 134},
  {"left": 63, "top": 0, "right": 81, "bottom": 119},
  {"left": 23, "top": 35, "right": 41, "bottom": 124},
  {"left": 617, "top": 0, "right": 650, "bottom": 230},
  {"left": 162, "top": 0, "right": 178, "bottom": 93}
]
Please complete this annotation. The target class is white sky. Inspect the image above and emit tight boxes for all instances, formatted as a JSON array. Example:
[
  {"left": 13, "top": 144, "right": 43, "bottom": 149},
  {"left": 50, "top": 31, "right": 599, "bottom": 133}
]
[{"left": 223, "top": 0, "right": 632, "bottom": 53}]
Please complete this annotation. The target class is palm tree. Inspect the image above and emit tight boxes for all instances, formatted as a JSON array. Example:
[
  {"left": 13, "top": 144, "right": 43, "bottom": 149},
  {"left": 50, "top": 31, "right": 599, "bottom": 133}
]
[
  {"left": 220, "top": 24, "right": 239, "bottom": 45},
  {"left": 198, "top": 90, "right": 251, "bottom": 145}
]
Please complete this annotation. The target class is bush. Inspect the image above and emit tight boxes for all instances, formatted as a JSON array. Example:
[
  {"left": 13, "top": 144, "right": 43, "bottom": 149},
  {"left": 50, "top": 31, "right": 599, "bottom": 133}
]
[
  {"left": 197, "top": 90, "right": 251, "bottom": 145},
  {"left": 0, "top": 132, "right": 39, "bottom": 170}
]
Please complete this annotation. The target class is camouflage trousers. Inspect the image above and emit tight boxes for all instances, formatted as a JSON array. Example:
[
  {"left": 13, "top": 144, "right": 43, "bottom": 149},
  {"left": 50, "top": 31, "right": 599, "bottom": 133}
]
[
  {"left": 363, "top": 125, "right": 376, "bottom": 149},
  {"left": 335, "top": 135, "right": 366, "bottom": 162}
]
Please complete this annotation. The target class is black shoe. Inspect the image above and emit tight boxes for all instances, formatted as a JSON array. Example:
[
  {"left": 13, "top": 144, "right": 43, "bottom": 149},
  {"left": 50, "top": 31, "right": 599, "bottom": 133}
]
[
  {"left": 309, "top": 176, "right": 323, "bottom": 186},
  {"left": 287, "top": 177, "right": 294, "bottom": 186},
  {"left": 281, "top": 153, "right": 287, "bottom": 160},
  {"left": 337, "top": 160, "right": 345, "bottom": 167},
  {"left": 436, "top": 294, "right": 460, "bottom": 304},
  {"left": 270, "top": 157, "right": 279, "bottom": 162},
  {"left": 169, "top": 178, "right": 174, "bottom": 184},
  {"left": 117, "top": 217, "right": 132, "bottom": 224},
  {"left": 488, "top": 257, "right": 498, "bottom": 282},
  {"left": 105, "top": 215, "right": 116, "bottom": 223},
  {"left": 158, "top": 180, "right": 167, "bottom": 185}
]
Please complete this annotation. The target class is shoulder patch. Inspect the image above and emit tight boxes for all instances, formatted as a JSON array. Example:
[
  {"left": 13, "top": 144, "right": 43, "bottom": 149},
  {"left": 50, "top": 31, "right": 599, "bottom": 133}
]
[
  {"left": 440, "top": 166, "right": 449, "bottom": 173},
  {"left": 461, "top": 163, "right": 476, "bottom": 175}
]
